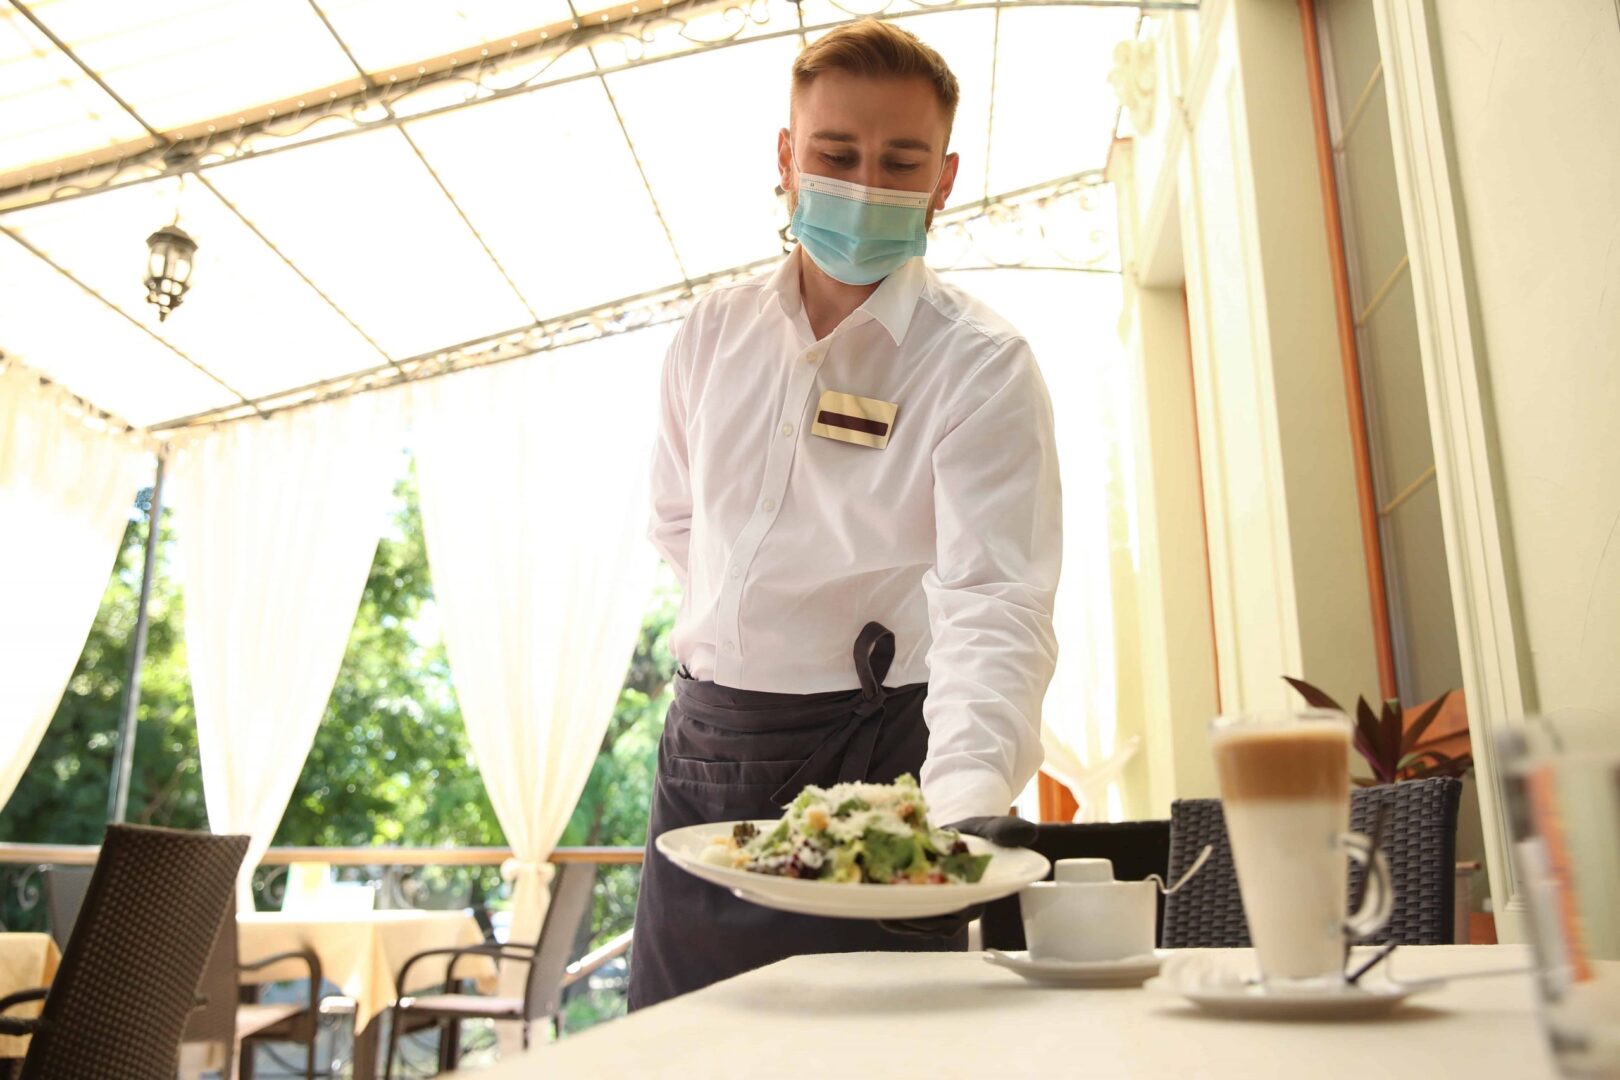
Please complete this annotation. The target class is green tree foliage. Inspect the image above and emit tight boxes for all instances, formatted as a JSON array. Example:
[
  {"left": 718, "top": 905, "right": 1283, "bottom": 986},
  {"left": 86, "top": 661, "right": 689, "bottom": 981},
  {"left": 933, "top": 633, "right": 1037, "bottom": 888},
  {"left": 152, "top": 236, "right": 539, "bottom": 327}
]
[
  {"left": 0, "top": 484, "right": 205, "bottom": 844},
  {"left": 272, "top": 474, "right": 505, "bottom": 852},
  {"left": 2, "top": 464, "right": 676, "bottom": 1019}
]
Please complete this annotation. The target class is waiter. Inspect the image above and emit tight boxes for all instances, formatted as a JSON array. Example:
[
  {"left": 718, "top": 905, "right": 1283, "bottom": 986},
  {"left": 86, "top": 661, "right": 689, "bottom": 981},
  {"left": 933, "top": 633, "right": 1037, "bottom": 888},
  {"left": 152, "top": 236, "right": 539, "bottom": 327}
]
[{"left": 629, "top": 18, "right": 1062, "bottom": 1010}]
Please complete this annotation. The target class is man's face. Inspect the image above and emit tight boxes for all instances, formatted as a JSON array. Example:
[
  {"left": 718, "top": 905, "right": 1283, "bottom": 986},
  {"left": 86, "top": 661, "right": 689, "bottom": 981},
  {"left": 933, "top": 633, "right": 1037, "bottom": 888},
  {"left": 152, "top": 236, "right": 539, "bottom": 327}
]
[{"left": 778, "top": 70, "right": 959, "bottom": 227}]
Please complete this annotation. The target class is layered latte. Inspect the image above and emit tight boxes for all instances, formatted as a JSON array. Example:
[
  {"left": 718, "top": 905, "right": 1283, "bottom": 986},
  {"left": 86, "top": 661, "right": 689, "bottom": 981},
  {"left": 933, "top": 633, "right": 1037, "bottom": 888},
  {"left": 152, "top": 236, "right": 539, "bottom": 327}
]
[{"left": 1212, "top": 718, "right": 1353, "bottom": 983}]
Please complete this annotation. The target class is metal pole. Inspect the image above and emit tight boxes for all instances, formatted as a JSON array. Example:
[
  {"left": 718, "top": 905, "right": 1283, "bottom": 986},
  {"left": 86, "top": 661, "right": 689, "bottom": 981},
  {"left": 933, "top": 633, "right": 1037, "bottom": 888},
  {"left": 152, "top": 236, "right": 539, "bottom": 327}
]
[{"left": 109, "top": 454, "right": 164, "bottom": 824}]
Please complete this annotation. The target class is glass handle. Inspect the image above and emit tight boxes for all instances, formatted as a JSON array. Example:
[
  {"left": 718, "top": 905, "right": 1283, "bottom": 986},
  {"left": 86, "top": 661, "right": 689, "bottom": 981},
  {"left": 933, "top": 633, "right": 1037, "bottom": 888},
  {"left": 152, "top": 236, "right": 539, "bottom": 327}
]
[{"left": 1340, "top": 831, "right": 1394, "bottom": 940}]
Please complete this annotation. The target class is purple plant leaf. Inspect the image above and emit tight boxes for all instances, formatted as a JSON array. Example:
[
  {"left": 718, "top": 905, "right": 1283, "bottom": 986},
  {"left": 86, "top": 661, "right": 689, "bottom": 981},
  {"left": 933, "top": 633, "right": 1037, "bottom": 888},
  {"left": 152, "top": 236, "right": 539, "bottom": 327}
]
[
  {"left": 1283, "top": 676, "right": 1345, "bottom": 713},
  {"left": 1355, "top": 698, "right": 1383, "bottom": 753},
  {"left": 1401, "top": 690, "right": 1453, "bottom": 754},
  {"left": 1380, "top": 700, "right": 1403, "bottom": 772}
]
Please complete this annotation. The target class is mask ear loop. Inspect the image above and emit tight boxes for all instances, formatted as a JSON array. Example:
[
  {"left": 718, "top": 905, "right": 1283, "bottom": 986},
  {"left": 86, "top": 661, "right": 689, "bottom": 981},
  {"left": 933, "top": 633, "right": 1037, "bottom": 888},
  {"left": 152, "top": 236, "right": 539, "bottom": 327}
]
[{"left": 782, "top": 138, "right": 803, "bottom": 248}]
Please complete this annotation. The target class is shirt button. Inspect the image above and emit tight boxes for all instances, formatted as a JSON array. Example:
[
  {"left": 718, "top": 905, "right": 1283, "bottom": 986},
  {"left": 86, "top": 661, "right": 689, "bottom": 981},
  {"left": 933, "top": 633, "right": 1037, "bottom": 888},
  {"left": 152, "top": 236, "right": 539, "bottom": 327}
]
[
  {"left": 805, "top": 351, "right": 820, "bottom": 364},
  {"left": 730, "top": 565, "right": 741, "bottom": 578},
  {"left": 780, "top": 422, "right": 794, "bottom": 437},
  {"left": 763, "top": 498, "right": 777, "bottom": 512},
  {"left": 723, "top": 640, "right": 735, "bottom": 653}
]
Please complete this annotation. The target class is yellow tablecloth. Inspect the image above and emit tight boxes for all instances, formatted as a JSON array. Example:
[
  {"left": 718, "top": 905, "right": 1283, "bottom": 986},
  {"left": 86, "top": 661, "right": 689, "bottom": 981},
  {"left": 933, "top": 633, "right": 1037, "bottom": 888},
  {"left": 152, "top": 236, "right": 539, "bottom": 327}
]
[
  {"left": 0, "top": 933, "right": 60, "bottom": 1058},
  {"left": 237, "top": 910, "right": 498, "bottom": 1033}
]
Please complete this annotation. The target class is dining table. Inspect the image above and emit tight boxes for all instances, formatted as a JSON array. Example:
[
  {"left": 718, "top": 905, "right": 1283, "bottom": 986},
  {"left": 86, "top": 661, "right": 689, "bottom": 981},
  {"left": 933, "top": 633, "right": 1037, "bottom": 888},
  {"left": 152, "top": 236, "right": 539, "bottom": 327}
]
[
  {"left": 485, "top": 944, "right": 1558, "bottom": 1079},
  {"left": 238, "top": 908, "right": 497, "bottom": 1079},
  {"left": 0, "top": 933, "right": 59, "bottom": 1061}
]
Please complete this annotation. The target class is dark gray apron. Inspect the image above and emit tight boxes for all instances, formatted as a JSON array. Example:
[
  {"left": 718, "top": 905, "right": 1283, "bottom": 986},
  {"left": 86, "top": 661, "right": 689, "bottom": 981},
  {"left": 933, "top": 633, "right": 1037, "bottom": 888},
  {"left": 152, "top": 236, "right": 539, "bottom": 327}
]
[{"left": 627, "top": 621, "right": 965, "bottom": 1010}]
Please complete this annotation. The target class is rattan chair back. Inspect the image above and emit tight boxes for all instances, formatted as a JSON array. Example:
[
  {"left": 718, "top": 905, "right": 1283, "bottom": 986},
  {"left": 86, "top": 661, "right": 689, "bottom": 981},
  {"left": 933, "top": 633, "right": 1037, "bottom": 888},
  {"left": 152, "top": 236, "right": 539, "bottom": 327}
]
[
  {"left": 1161, "top": 778, "right": 1464, "bottom": 948},
  {"left": 19, "top": 824, "right": 248, "bottom": 1080}
]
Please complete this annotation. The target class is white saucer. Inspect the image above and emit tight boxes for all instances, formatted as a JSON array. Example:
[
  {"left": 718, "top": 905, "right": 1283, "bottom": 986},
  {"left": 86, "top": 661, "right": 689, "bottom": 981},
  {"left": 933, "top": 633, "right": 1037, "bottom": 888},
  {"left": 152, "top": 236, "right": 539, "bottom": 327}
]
[
  {"left": 1146, "top": 966, "right": 1432, "bottom": 1020},
  {"left": 984, "top": 949, "right": 1166, "bottom": 988}
]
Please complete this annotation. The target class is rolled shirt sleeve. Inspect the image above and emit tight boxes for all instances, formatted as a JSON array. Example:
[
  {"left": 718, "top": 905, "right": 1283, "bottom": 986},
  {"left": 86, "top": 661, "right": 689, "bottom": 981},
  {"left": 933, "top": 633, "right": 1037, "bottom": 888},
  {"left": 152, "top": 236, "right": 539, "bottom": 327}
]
[
  {"left": 919, "top": 337, "right": 1062, "bottom": 826},
  {"left": 647, "top": 317, "right": 695, "bottom": 587}
]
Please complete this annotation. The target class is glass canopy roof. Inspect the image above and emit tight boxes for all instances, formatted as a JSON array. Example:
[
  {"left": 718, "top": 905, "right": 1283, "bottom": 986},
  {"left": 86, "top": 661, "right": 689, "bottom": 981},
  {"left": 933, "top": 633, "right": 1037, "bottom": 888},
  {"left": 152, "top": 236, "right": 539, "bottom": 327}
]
[{"left": 0, "top": 0, "right": 1169, "bottom": 432}]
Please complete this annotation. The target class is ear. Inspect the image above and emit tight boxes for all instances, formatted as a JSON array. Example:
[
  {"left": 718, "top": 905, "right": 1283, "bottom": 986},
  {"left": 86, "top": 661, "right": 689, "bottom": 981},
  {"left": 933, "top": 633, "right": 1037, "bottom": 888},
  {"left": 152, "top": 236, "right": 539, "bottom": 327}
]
[
  {"left": 778, "top": 128, "right": 796, "bottom": 193},
  {"left": 934, "top": 151, "right": 960, "bottom": 211}
]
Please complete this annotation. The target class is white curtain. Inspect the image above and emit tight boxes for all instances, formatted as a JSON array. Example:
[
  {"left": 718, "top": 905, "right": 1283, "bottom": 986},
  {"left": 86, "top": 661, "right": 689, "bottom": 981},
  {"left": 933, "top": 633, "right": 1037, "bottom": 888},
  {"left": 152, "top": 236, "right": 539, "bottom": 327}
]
[
  {"left": 169, "top": 390, "right": 404, "bottom": 897},
  {"left": 942, "top": 270, "right": 1144, "bottom": 822},
  {"left": 410, "top": 328, "right": 669, "bottom": 974},
  {"left": 0, "top": 363, "right": 148, "bottom": 811}
]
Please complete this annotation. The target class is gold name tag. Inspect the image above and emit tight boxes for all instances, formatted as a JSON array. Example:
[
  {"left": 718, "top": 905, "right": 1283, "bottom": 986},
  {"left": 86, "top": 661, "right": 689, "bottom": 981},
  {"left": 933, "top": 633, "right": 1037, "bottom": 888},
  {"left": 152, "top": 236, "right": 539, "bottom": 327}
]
[{"left": 810, "top": 390, "right": 899, "bottom": 450}]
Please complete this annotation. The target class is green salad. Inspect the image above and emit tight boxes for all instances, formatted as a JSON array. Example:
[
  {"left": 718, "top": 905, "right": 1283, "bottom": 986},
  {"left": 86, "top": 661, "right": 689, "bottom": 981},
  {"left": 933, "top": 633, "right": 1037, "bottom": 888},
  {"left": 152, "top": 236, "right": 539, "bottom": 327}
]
[{"left": 699, "top": 774, "right": 992, "bottom": 884}]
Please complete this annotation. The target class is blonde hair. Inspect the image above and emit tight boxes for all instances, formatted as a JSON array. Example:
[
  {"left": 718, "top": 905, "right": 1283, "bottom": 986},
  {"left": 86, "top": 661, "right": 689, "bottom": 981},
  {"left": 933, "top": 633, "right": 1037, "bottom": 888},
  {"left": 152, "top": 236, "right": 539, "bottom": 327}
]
[{"left": 791, "top": 19, "right": 961, "bottom": 144}]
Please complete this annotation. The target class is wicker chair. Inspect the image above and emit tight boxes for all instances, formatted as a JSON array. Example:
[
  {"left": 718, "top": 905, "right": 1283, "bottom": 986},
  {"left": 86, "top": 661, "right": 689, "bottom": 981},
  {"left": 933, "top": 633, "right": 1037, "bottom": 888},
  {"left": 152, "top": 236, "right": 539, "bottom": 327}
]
[
  {"left": 981, "top": 820, "right": 1172, "bottom": 951},
  {"left": 0, "top": 824, "right": 249, "bottom": 1080},
  {"left": 183, "top": 899, "right": 323, "bottom": 1080},
  {"left": 383, "top": 862, "right": 599, "bottom": 1077},
  {"left": 42, "top": 866, "right": 92, "bottom": 952},
  {"left": 1349, "top": 778, "right": 1463, "bottom": 945},
  {"left": 1161, "top": 778, "right": 1464, "bottom": 949},
  {"left": 1161, "top": 798, "right": 1249, "bottom": 948}
]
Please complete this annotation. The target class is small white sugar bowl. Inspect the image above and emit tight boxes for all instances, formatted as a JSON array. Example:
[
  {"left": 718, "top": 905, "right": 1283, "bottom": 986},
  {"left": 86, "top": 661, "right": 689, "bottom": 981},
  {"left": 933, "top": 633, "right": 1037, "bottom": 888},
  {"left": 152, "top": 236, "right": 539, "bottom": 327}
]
[{"left": 1017, "top": 858, "right": 1157, "bottom": 963}]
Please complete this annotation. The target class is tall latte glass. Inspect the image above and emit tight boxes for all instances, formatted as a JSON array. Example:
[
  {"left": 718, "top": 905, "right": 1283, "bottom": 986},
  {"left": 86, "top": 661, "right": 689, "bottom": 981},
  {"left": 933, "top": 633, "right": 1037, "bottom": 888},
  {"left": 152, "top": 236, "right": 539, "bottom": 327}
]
[{"left": 1211, "top": 710, "right": 1393, "bottom": 987}]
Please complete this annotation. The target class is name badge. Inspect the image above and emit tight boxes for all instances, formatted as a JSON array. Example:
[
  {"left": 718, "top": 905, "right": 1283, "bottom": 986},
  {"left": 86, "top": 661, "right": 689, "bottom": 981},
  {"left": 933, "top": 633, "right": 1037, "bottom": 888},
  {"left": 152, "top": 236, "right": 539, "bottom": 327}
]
[{"left": 811, "top": 390, "right": 899, "bottom": 450}]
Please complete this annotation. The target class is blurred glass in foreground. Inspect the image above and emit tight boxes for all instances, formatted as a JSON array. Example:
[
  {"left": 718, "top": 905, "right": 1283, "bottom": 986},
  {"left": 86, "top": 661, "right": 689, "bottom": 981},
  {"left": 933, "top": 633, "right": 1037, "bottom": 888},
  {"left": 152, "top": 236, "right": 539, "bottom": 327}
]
[{"left": 1503, "top": 711, "right": 1620, "bottom": 1077}]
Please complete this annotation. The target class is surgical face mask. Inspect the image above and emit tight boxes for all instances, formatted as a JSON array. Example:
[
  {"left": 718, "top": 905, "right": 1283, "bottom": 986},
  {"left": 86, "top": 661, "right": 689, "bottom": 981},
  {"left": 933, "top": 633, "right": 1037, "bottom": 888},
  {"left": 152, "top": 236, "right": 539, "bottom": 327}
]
[{"left": 789, "top": 146, "right": 944, "bottom": 286}]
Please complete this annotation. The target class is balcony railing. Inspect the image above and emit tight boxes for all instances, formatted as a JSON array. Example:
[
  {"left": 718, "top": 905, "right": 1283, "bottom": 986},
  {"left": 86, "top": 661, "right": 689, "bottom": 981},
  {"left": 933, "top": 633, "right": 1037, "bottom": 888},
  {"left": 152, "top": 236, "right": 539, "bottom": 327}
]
[
  {"left": 0, "top": 842, "right": 643, "bottom": 934},
  {"left": 0, "top": 842, "right": 644, "bottom": 867}
]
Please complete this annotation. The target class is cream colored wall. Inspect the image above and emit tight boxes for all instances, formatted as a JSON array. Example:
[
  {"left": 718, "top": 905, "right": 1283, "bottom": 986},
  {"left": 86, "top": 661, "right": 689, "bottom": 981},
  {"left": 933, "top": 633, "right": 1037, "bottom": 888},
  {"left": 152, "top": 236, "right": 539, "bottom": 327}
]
[
  {"left": 1430, "top": 0, "right": 1620, "bottom": 719},
  {"left": 1111, "top": 0, "right": 1381, "bottom": 808},
  {"left": 1176, "top": 0, "right": 1381, "bottom": 712},
  {"left": 1111, "top": 141, "right": 1221, "bottom": 815},
  {"left": 1227, "top": 0, "right": 1382, "bottom": 710}
]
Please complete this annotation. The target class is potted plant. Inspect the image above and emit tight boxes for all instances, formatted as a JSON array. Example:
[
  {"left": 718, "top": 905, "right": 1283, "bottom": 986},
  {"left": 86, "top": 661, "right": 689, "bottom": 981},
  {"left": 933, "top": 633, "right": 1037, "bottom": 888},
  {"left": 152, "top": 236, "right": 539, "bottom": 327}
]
[
  {"left": 1281, "top": 677, "right": 1471, "bottom": 785},
  {"left": 1282, "top": 676, "right": 1480, "bottom": 942}
]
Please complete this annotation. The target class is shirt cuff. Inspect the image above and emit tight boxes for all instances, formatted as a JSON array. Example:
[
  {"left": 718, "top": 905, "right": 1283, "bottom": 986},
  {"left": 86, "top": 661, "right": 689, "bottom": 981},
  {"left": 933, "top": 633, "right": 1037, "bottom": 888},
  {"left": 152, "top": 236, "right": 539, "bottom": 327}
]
[{"left": 921, "top": 768, "right": 1015, "bottom": 828}]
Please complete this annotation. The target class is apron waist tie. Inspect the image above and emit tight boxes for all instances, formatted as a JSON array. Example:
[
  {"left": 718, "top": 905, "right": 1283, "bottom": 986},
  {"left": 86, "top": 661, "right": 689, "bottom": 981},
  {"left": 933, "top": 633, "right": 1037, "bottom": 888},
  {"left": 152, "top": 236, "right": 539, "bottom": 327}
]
[{"left": 769, "top": 621, "right": 897, "bottom": 805}]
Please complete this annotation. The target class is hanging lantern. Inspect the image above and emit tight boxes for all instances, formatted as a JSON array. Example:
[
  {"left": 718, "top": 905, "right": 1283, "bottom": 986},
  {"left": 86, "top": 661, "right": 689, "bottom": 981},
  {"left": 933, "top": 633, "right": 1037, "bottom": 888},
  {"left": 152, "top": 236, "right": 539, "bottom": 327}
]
[{"left": 144, "top": 224, "right": 197, "bottom": 321}]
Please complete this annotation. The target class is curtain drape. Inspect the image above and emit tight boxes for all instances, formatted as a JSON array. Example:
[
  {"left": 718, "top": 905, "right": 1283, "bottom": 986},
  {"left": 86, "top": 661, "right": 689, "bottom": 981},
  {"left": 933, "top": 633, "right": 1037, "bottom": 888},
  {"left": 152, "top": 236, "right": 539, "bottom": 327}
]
[
  {"left": 169, "top": 390, "right": 404, "bottom": 898},
  {"left": 410, "top": 328, "right": 670, "bottom": 975},
  {"left": 941, "top": 270, "right": 1144, "bottom": 822},
  {"left": 0, "top": 363, "right": 148, "bottom": 812}
]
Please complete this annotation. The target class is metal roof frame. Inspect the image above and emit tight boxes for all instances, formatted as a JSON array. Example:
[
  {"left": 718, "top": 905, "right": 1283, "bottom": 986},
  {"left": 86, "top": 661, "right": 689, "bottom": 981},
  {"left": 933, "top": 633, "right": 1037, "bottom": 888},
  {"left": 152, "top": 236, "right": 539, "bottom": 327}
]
[{"left": 1, "top": 0, "right": 1172, "bottom": 432}]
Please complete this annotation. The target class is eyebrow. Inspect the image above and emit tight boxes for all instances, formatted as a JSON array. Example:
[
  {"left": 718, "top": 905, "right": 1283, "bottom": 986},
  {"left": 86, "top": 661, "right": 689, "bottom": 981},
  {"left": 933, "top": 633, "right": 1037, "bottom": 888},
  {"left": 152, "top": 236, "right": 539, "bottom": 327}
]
[{"left": 809, "top": 130, "right": 933, "bottom": 153}]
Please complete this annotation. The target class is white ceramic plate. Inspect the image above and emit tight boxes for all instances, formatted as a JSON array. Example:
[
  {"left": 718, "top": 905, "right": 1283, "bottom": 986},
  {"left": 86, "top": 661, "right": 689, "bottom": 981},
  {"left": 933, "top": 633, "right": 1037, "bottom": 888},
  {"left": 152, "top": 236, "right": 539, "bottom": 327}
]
[
  {"left": 655, "top": 820, "right": 1050, "bottom": 920},
  {"left": 1145, "top": 972, "right": 1431, "bottom": 1020},
  {"left": 984, "top": 949, "right": 1166, "bottom": 988}
]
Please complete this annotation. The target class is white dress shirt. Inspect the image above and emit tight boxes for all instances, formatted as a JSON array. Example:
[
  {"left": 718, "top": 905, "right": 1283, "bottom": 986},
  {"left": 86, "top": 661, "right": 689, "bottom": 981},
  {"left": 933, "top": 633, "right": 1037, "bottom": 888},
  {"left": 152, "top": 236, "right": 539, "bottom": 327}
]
[{"left": 646, "top": 248, "right": 1062, "bottom": 825}]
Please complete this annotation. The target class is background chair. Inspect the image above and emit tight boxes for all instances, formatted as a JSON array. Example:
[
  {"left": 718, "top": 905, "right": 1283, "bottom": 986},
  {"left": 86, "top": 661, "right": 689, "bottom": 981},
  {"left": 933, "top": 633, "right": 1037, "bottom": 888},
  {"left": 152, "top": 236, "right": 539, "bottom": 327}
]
[
  {"left": 1161, "top": 799, "right": 1249, "bottom": 949},
  {"left": 383, "top": 862, "right": 600, "bottom": 1077},
  {"left": 981, "top": 820, "right": 1171, "bottom": 951},
  {"left": 1161, "top": 777, "right": 1464, "bottom": 949},
  {"left": 41, "top": 866, "right": 92, "bottom": 953},
  {"left": 0, "top": 824, "right": 249, "bottom": 1080},
  {"left": 184, "top": 899, "right": 323, "bottom": 1080},
  {"left": 1348, "top": 777, "right": 1463, "bottom": 945}
]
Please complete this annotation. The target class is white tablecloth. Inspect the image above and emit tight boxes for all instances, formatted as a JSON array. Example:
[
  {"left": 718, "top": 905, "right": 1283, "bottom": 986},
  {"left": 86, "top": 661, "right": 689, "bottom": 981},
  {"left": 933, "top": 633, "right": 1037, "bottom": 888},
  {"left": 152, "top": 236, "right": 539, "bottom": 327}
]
[
  {"left": 491, "top": 945, "right": 1556, "bottom": 1079},
  {"left": 237, "top": 909, "right": 497, "bottom": 1033}
]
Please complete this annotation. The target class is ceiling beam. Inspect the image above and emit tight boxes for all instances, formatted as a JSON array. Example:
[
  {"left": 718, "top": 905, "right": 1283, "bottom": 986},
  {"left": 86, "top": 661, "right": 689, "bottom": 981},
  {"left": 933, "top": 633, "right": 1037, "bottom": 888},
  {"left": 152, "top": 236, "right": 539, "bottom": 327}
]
[
  {"left": 0, "top": 0, "right": 1197, "bottom": 216},
  {"left": 0, "top": 0, "right": 714, "bottom": 199},
  {"left": 301, "top": 0, "right": 543, "bottom": 325},
  {"left": 146, "top": 169, "right": 1113, "bottom": 433}
]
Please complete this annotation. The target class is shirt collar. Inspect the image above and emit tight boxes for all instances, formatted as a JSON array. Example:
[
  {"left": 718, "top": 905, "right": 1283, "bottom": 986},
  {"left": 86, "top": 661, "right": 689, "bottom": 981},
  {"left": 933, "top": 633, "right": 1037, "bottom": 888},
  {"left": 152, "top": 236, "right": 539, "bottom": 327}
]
[{"left": 758, "top": 248, "right": 927, "bottom": 347}]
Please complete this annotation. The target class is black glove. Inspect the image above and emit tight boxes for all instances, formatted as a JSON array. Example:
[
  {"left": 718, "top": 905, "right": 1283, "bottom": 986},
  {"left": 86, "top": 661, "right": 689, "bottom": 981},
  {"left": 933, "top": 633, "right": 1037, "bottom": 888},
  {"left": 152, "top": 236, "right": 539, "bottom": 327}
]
[{"left": 878, "top": 815, "right": 1039, "bottom": 938}]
